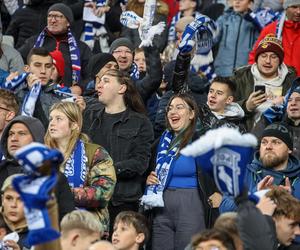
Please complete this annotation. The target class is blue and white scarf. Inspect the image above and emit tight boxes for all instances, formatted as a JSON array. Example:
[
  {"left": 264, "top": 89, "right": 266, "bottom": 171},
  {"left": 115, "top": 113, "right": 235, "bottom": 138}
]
[
  {"left": 82, "top": 0, "right": 109, "bottom": 52},
  {"left": 34, "top": 28, "right": 81, "bottom": 85},
  {"left": 1, "top": 72, "right": 29, "bottom": 90},
  {"left": 21, "top": 82, "right": 42, "bottom": 117},
  {"left": 141, "top": 130, "right": 179, "bottom": 209},
  {"left": 64, "top": 140, "right": 88, "bottom": 188},
  {"left": 120, "top": 0, "right": 166, "bottom": 47},
  {"left": 12, "top": 143, "right": 64, "bottom": 245}
]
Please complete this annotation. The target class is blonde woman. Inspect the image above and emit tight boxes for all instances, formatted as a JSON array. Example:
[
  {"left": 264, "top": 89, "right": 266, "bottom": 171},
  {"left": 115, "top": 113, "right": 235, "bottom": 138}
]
[{"left": 45, "top": 101, "right": 116, "bottom": 235}]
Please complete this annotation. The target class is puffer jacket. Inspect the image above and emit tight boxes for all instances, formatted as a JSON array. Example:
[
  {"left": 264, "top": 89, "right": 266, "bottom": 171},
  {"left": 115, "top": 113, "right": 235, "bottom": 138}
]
[
  {"left": 214, "top": 8, "right": 260, "bottom": 77},
  {"left": 198, "top": 103, "right": 247, "bottom": 135}
]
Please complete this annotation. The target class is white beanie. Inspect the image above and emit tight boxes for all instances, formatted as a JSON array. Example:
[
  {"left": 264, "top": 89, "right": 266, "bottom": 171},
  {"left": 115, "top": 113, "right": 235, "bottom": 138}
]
[{"left": 283, "top": 0, "right": 300, "bottom": 9}]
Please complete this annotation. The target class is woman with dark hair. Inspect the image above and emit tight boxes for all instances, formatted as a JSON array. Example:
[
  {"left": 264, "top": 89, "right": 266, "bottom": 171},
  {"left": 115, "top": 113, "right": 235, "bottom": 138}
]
[
  {"left": 82, "top": 69, "right": 154, "bottom": 236},
  {"left": 143, "top": 93, "right": 221, "bottom": 250}
]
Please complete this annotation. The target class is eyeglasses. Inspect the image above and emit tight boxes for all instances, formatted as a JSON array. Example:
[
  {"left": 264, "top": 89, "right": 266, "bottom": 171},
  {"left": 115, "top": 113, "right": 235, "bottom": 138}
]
[
  {"left": 113, "top": 50, "right": 132, "bottom": 56},
  {"left": 166, "top": 104, "right": 189, "bottom": 113},
  {"left": 47, "top": 14, "right": 65, "bottom": 20}
]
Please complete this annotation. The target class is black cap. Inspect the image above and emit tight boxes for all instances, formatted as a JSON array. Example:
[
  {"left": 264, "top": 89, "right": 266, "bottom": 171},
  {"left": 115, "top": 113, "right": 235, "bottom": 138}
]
[{"left": 261, "top": 122, "right": 293, "bottom": 150}]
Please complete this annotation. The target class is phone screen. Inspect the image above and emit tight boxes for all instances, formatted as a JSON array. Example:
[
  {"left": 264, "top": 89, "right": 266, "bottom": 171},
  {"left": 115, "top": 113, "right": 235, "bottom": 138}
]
[{"left": 254, "top": 85, "right": 266, "bottom": 93}]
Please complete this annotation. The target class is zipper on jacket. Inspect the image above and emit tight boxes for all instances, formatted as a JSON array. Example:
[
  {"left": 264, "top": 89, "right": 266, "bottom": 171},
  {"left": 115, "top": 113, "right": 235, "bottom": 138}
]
[
  {"left": 224, "top": 24, "right": 229, "bottom": 48},
  {"left": 233, "top": 16, "right": 243, "bottom": 70}
]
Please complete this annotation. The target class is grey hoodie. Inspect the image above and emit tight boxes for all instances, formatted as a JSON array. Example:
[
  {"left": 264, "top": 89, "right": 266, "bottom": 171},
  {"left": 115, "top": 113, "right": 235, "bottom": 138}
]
[{"left": 1, "top": 115, "right": 45, "bottom": 159}]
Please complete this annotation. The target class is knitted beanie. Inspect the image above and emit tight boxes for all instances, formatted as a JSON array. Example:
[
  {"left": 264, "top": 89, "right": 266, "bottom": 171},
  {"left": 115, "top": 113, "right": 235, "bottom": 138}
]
[
  {"left": 109, "top": 38, "right": 135, "bottom": 54},
  {"left": 283, "top": 0, "right": 300, "bottom": 9},
  {"left": 255, "top": 35, "right": 284, "bottom": 64},
  {"left": 48, "top": 3, "right": 74, "bottom": 23},
  {"left": 261, "top": 122, "right": 293, "bottom": 150},
  {"left": 50, "top": 50, "right": 65, "bottom": 78},
  {"left": 88, "top": 53, "right": 118, "bottom": 77}
]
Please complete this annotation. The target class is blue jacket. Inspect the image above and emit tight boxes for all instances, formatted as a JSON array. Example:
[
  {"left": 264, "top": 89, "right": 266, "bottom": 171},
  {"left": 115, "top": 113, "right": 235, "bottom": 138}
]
[
  {"left": 214, "top": 8, "right": 259, "bottom": 77},
  {"left": 219, "top": 152, "right": 300, "bottom": 213}
]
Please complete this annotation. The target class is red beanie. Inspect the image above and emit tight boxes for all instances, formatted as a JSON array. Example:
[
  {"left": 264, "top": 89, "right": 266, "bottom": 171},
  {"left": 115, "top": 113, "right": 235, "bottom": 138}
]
[
  {"left": 50, "top": 50, "right": 65, "bottom": 78},
  {"left": 255, "top": 35, "right": 284, "bottom": 64}
]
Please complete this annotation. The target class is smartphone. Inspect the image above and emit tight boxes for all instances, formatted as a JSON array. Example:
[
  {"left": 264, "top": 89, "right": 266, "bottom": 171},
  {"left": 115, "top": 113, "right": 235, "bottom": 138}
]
[{"left": 254, "top": 85, "right": 266, "bottom": 93}]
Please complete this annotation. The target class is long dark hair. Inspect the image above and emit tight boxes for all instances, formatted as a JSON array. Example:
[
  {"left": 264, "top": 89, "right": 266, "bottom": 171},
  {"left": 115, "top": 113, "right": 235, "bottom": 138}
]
[
  {"left": 165, "top": 93, "right": 198, "bottom": 150},
  {"left": 103, "top": 69, "right": 147, "bottom": 114}
]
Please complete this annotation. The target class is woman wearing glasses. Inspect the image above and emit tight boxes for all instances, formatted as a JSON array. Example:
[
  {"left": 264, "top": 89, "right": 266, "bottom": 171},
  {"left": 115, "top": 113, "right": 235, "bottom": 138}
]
[
  {"left": 143, "top": 93, "right": 221, "bottom": 250},
  {"left": 45, "top": 101, "right": 116, "bottom": 236}
]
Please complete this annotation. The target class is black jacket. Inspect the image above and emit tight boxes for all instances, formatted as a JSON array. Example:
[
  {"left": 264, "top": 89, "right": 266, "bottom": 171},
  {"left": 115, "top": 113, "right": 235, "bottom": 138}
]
[
  {"left": 5, "top": 0, "right": 84, "bottom": 48},
  {"left": 18, "top": 30, "right": 92, "bottom": 89},
  {"left": 83, "top": 105, "right": 154, "bottom": 205}
]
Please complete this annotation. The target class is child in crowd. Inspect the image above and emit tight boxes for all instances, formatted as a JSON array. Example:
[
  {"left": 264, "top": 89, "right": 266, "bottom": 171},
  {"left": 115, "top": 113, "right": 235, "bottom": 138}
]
[{"left": 112, "top": 211, "right": 149, "bottom": 250}]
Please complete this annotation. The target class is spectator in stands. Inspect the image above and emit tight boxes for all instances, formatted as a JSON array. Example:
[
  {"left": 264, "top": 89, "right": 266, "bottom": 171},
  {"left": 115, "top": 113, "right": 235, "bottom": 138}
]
[
  {"left": 122, "top": 0, "right": 169, "bottom": 52},
  {"left": 232, "top": 35, "right": 296, "bottom": 131},
  {"left": 13, "top": 47, "right": 85, "bottom": 128},
  {"left": 89, "top": 240, "right": 116, "bottom": 250},
  {"left": 144, "top": 93, "right": 221, "bottom": 250},
  {"left": 251, "top": 83, "right": 300, "bottom": 159},
  {"left": 45, "top": 101, "right": 116, "bottom": 235},
  {"left": 83, "top": 69, "right": 153, "bottom": 236},
  {"left": 60, "top": 210, "right": 102, "bottom": 250},
  {"left": 0, "top": 89, "right": 18, "bottom": 139},
  {"left": 5, "top": 1, "right": 84, "bottom": 49},
  {"left": 18, "top": 3, "right": 92, "bottom": 93},
  {"left": 0, "top": 115, "right": 75, "bottom": 221},
  {"left": 199, "top": 76, "right": 246, "bottom": 134},
  {"left": 214, "top": 0, "right": 260, "bottom": 77},
  {"left": 109, "top": 37, "right": 162, "bottom": 103},
  {"left": 1, "top": 174, "right": 29, "bottom": 249},
  {"left": 0, "top": 31, "right": 24, "bottom": 73},
  {"left": 249, "top": 0, "right": 300, "bottom": 76},
  {"left": 191, "top": 229, "right": 235, "bottom": 250},
  {"left": 112, "top": 211, "right": 149, "bottom": 250},
  {"left": 220, "top": 122, "right": 300, "bottom": 213}
]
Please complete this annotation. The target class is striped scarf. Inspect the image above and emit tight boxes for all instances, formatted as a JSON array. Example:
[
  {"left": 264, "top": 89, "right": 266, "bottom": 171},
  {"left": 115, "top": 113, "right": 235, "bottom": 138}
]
[{"left": 34, "top": 28, "right": 81, "bottom": 85}]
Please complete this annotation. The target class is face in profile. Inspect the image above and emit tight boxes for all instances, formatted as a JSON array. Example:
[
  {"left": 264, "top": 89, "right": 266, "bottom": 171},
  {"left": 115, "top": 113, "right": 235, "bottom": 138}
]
[
  {"left": 2, "top": 188, "right": 25, "bottom": 224},
  {"left": 274, "top": 216, "right": 300, "bottom": 246}
]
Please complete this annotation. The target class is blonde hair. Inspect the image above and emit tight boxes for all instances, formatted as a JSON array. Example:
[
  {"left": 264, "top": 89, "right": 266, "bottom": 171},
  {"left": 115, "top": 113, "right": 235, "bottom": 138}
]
[
  {"left": 44, "top": 101, "right": 89, "bottom": 169},
  {"left": 61, "top": 210, "right": 102, "bottom": 236}
]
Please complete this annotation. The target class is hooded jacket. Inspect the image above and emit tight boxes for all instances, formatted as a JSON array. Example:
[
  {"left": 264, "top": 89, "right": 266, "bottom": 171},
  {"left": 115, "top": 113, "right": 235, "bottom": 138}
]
[
  {"left": 220, "top": 151, "right": 300, "bottom": 213},
  {"left": 246, "top": 152, "right": 300, "bottom": 200},
  {"left": 0, "top": 115, "right": 75, "bottom": 220}
]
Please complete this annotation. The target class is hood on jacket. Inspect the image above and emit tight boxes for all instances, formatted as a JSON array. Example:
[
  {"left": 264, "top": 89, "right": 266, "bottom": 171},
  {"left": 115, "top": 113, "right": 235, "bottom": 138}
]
[
  {"left": 1, "top": 115, "right": 45, "bottom": 159},
  {"left": 213, "top": 102, "right": 245, "bottom": 119},
  {"left": 247, "top": 151, "right": 300, "bottom": 182}
]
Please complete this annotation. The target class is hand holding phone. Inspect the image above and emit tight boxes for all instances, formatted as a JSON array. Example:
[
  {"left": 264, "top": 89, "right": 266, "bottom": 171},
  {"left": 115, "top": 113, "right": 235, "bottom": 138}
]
[{"left": 254, "top": 85, "right": 266, "bottom": 94}]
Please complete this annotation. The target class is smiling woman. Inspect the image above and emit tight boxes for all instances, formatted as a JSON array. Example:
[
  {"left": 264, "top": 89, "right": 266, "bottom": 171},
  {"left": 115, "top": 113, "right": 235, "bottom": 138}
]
[{"left": 143, "top": 93, "right": 221, "bottom": 250}]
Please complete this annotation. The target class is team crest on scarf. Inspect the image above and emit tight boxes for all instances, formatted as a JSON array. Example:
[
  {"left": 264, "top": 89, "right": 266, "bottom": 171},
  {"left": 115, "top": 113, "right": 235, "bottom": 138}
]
[
  {"left": 211, "top": 148, "right": 242, "bottom": 197},
  {"left": 181, "top": 127, "right": 257, "bottom": 197}
]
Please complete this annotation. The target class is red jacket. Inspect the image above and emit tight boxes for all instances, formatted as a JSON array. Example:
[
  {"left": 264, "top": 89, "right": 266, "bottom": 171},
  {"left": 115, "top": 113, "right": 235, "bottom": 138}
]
[{"left": 248, "top": 20, "right": 300, "bottom": 76}]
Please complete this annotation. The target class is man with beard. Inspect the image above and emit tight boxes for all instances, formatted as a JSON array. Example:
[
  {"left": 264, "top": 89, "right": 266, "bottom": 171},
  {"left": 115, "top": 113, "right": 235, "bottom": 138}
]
[{"left": 219, "top": 122, "right": 300, "bottom": 212}]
